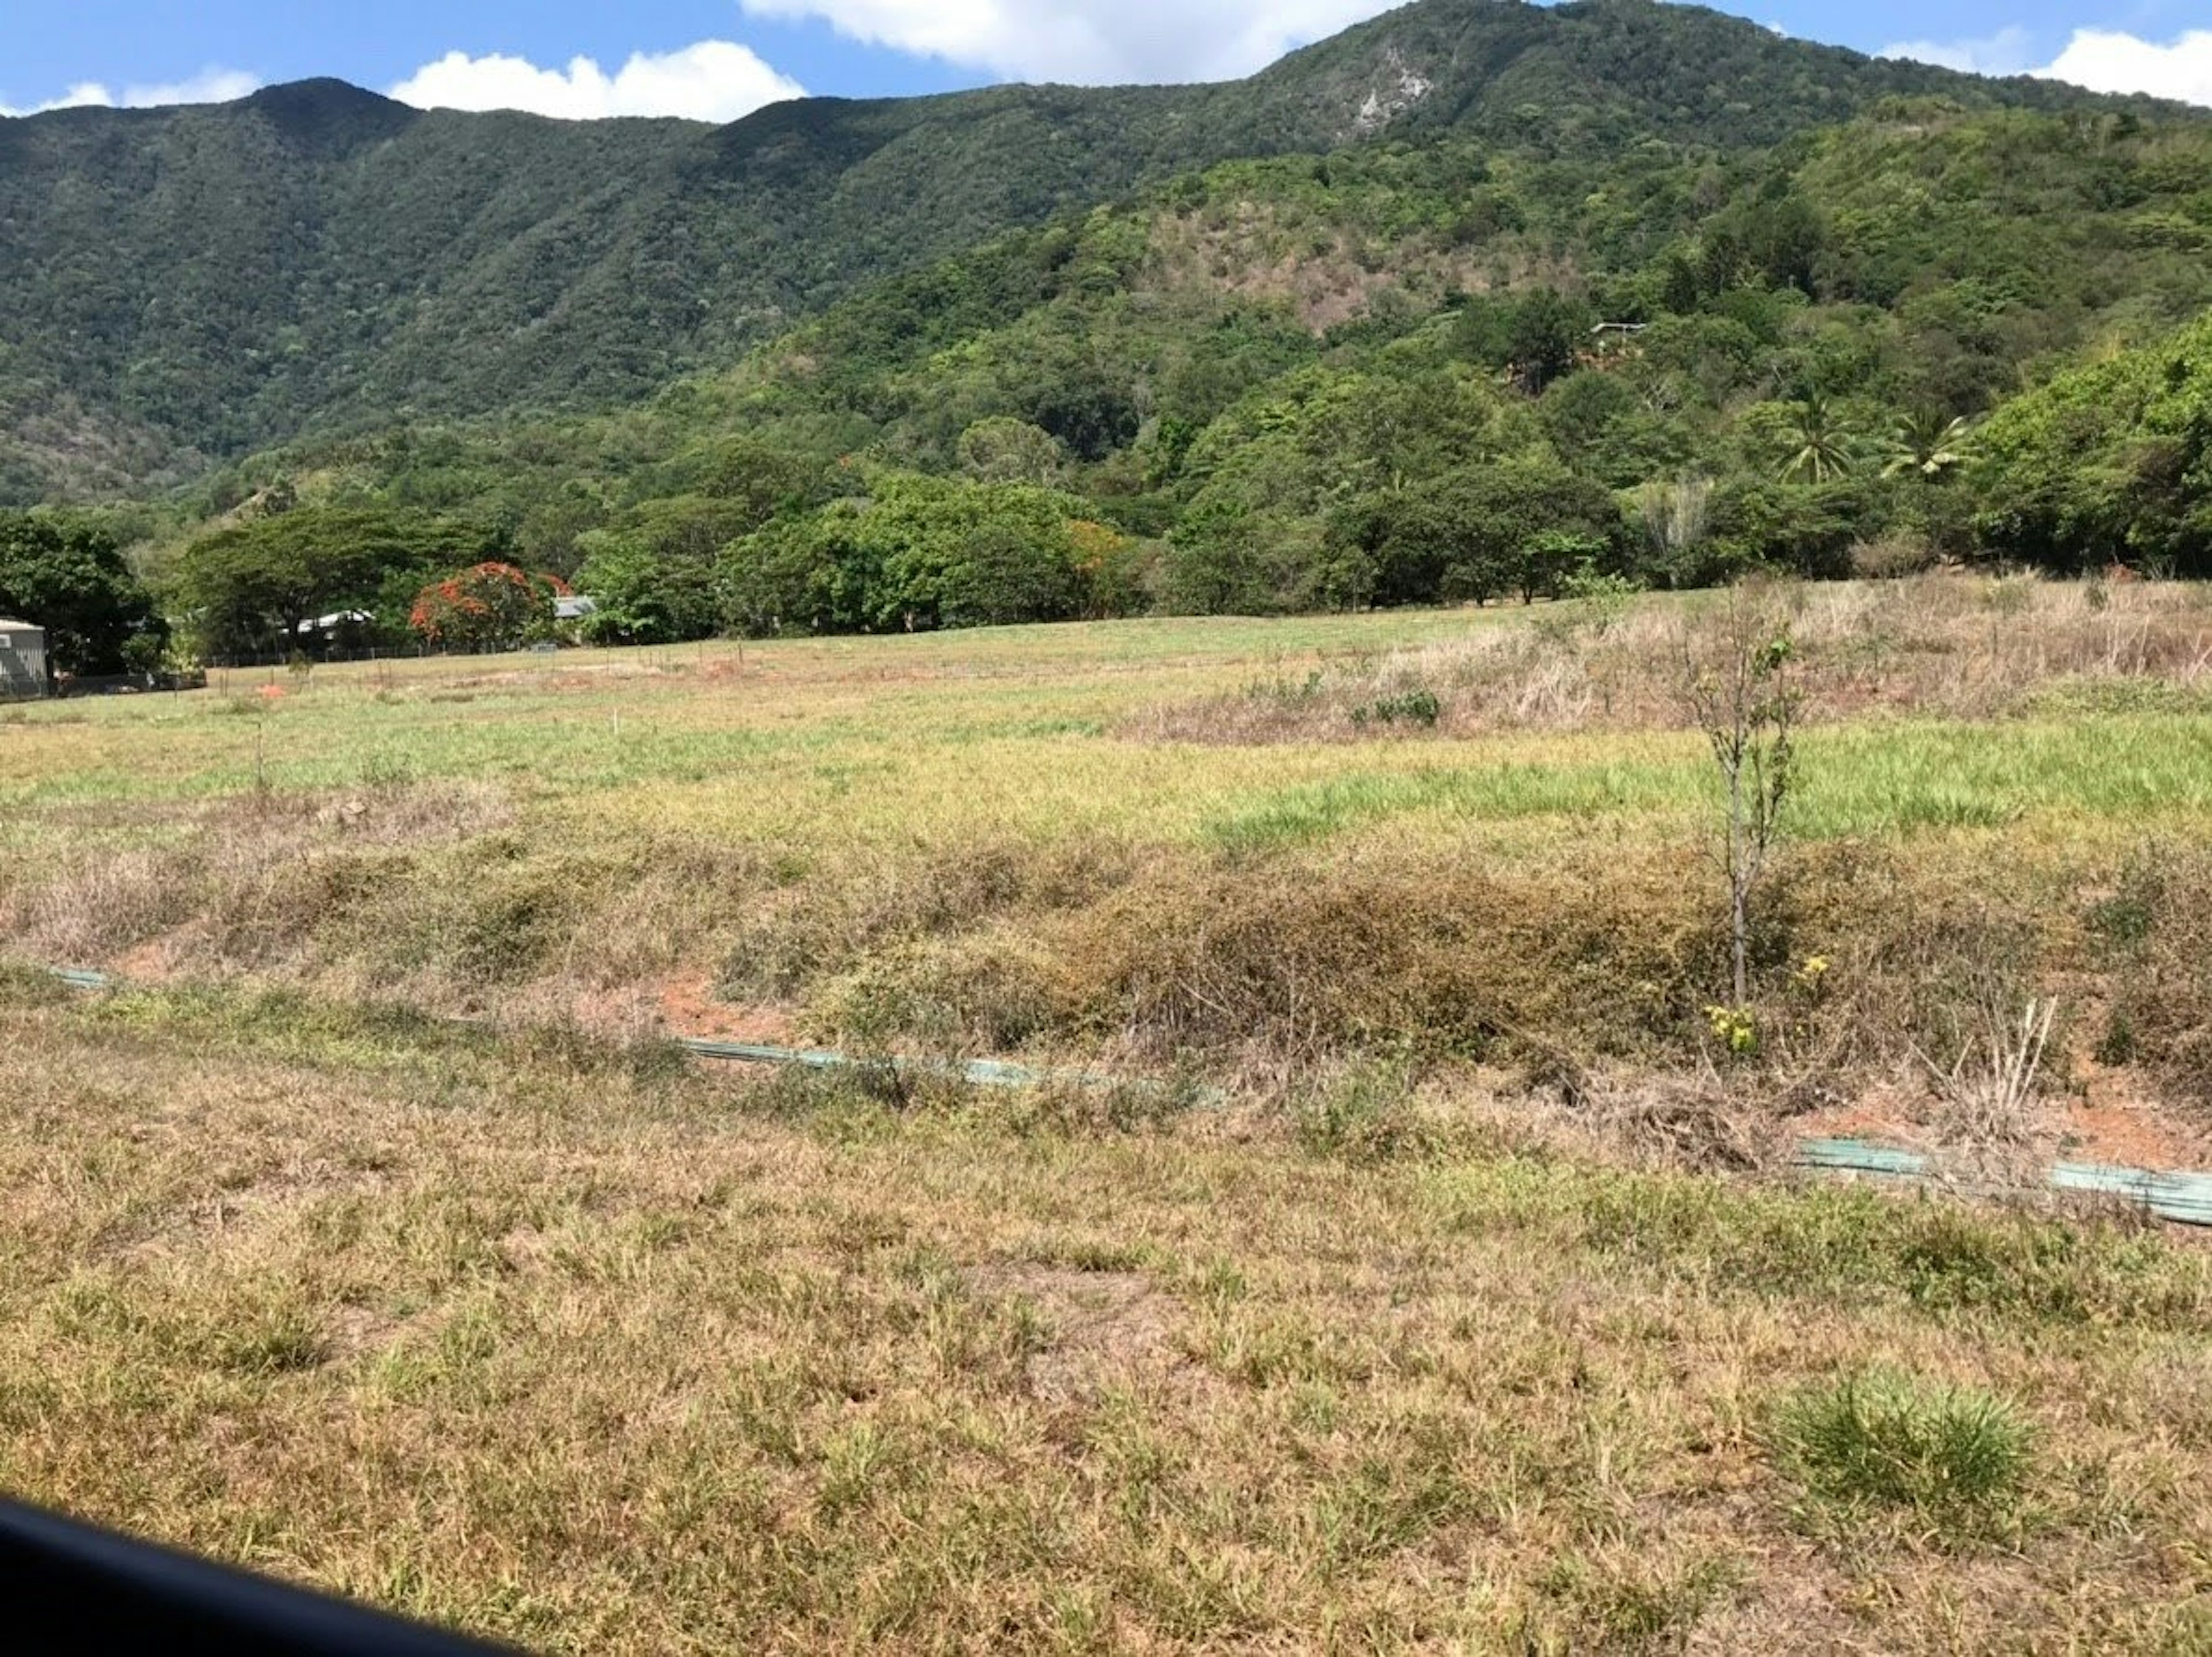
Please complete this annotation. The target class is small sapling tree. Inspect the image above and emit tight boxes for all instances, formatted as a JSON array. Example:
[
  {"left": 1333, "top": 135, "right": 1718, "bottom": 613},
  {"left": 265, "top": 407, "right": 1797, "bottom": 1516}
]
[{"left": 1680, "top": 582, "right": 1801, "bottom": 1026}]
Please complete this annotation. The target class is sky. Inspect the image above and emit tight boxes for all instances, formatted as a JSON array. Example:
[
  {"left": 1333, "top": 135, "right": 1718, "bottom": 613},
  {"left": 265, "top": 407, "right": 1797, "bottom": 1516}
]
[{"left": 1, "top": 1, "right": 2207, "bottom": 123}]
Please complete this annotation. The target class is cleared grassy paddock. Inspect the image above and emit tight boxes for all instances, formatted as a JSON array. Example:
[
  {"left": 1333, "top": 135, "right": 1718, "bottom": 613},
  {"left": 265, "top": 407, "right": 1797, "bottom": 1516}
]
[
  {"left": 5, "top": 575, "right": 2211, "bottom": 1115},
  {"left": 2, "top": 979, "right": 2209, "bottom": 1653},
  {"left": 7, "top": 576, "right": 2212, "bottom": 1650}
]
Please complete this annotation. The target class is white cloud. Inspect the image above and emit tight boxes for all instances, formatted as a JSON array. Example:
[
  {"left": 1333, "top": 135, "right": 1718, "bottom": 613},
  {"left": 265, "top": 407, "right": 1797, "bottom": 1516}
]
[
  {"left": 1880, "top": 25, "right": 2212, "bottom": 107},
  {"left": 389, "top": 40, "right": 804, "bottom": 122},
  {"left": 1878, "top": 27, "right": 2035, "bottom": 78},
  {"left": 0, "top": 83, "right": 107, "bottom": 117},
  {"left": 1, "top": 66, "right": 260, "bottom": 118},
  {"left": 120, "top": 68, "right": 264, "bottom": 107},
  {"left": 736, "top": 0, "right": 1400, "bottom": 84},
  {"left": 2039, "top": 28, "right": 2212, "bottom": 107}
]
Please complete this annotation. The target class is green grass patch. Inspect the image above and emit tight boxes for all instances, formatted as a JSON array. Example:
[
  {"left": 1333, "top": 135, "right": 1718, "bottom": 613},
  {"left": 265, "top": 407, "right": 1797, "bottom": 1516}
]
[
  {"left": 1427, "top": 1159, "right": 2210, "bottom": 1331},
  {"left": 1772, "top": 1370, "right": 2035, "bottom": 1533}
]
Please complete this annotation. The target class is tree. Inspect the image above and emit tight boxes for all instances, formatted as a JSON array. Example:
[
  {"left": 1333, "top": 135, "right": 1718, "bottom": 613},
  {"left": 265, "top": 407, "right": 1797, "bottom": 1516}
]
[
  {"left": 513, "top": 480, "right": 613, "bottom": 581},
  {"left": 864, "top": 476, "right": 1089, "bottom": 630},
  {"left": 1774, "top": 396, "right": 1858, "bottom": 484},
  {"left": 573, "top": 495, "right": 755, "bottom": 644},
  {"left": 175, "top": 507, "right": 485, "bottom": 659},
  {"left": 1163, "top": 500, "right": 1288, "bottom": 615},
  {"left": 1680, "top": 585, "right": 1801, "bottom": 1016},
  {"left": 1515, "top": 530, "right": 1608, "bottom": 605},
  {"left": 1506, "top": 290, "right": 1594, "bottom": 396},
  {"left": 956, "top": 419, "right": 1066, "bottom": 487},
  {"left": 721, "top": 509, "right": 882, "bottom": 638},
  {"left": 1067, "top": 519, "right": 1154, "bottom": 619},
  {"left": 1353, "top": 460, "right": 1626, "bottom": 608},
  {"left": 1454, "top": 290, "right": 1596, "bottom": 397},
  {"left": 694, "top": 438, "right": 825, "bottom": 526},
  {"left": 720, "top": 475, "right": 1104, "bottom": 635},
  {"left": 0, "top": 513, "right": 162, "bottom": 676},
  {"left": 1024, "top": 366, "right": 1141, "bottom": 461},
  {"left": 1882, "top": 412, "right": 1976, "bottom": 481},
  {"left": 1972, "top": 312, "right": 2212, "bottom": 575},
  {"left": 408, "top": 563, "right": 555, "bottom": 651},
  {"left": 936, "top": 520, "right": 1082, "bottom": 627},
  {"left": 1706, "top": 476, "right": 1873, "bottom": 581},
  {"left": 1630, "top": 476, "right": 1716, "bottom": 589}
]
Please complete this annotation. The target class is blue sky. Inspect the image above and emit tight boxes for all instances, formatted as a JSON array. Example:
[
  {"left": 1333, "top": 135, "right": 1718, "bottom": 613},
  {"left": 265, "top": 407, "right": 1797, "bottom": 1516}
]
[{"left": 3, "top": 1, "right": 2207, "bottom": 120}]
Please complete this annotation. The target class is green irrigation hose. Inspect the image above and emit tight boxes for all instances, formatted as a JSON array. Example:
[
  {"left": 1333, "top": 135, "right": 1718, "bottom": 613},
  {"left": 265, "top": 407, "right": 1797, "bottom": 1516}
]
[
  {"left": 1796, "top": 1137, "right": 2212, "bottom": 1226},
  {"left": 32, "top": 967, "right": 2212, "bottom": 1226}
]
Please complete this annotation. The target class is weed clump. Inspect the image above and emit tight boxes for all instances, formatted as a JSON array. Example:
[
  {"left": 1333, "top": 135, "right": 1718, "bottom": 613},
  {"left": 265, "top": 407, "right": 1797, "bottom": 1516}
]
[
  {"left": 1293, "top": 1061, "right": 1438, "bottom": 1163},
  {"left": 1349, "top": 688, "right": 1442, "bottom": 729},
  {"left": 2086, "top": 844, "right": 2212, "bottom": 1104},
  {"left": 0, "top": 962, "right": 71, "bottom": 1008},
  {"left": 1772, "top": 1370, "right": 2034, "bottom": 1533}
]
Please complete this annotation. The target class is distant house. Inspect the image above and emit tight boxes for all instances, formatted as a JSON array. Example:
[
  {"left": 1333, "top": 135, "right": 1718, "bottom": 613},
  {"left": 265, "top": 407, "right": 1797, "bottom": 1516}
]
[
  {"left": 297, "top": 609, "right": 378, "bottom": 638},
  {"left": 295, "top": 611, "right": 379, "bottom": 654},
  {"left": 0, "top": 618, "right": 47, "bottom": 701},
  {"left": 555, "top": 596, "right": 599, "bottom": 625}
]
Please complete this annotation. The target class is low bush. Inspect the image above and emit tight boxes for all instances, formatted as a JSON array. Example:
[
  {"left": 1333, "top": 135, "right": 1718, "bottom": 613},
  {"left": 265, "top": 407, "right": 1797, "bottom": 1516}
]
[
  {"left": 1349, "top": 688, "right": 1442, "bottom": 729},
  {"left": 1849, "top": 535, "right": 1940, "bottom": 581},
  {"left": 2088, "top": 843, "right": 2212, "bottom": 1105}
]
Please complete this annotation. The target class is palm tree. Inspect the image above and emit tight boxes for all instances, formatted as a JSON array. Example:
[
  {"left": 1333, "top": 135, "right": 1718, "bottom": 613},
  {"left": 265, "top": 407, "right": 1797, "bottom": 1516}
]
[
  {"left": 1881, "top": 411, "right": 1976, "bottom": 481},
  {"left": 1777, "top": 395, "right": 1857, "bottom": 484}
]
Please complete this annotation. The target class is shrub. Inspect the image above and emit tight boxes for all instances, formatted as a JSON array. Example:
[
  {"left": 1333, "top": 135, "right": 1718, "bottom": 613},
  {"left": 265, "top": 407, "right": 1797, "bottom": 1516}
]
[
  {"left": 1350, "top": 688, "right": 1442, "bottom": 729},
  {"left": 2085, "top": 844, "right": 2212, "bottom": 1103},
  {"left": 1292, "top": 1061, "right": 1433, "bottom": 1163},
  {"left": 1849, "top": 534, "right": 1938, "bottom": 581}
]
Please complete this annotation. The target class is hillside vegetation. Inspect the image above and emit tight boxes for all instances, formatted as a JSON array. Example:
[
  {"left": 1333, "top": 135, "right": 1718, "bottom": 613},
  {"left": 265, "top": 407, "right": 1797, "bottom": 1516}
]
[
  {"left": 0, "top": 0, "right": 2174, "bottom": 503},
  {"left": 129, "top": 96, "right": 2212, "bottom": 661},
  {"left": 2, "top": 0, "right": 2209, "bottom": 672}
]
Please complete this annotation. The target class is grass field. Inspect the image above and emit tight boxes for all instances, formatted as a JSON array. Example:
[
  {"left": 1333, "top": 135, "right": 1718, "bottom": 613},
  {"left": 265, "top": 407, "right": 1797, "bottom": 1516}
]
[{"left": 5, "top": 575, "right": 2212, "bottom": 1649}]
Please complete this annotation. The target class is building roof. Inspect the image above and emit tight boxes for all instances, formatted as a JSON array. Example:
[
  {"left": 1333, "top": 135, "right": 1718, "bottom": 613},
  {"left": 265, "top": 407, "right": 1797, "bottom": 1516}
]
[
  {"left": 296, "top": 610, "right": 376, "bottom": 635},
  {"left": 0, "top": 618, "right": 39, "bottom": 631}
]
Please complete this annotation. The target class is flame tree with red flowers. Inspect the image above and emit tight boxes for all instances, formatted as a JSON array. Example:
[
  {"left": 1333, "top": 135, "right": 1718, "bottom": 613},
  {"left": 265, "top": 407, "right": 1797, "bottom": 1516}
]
[{"left": 408, "top": 563, "right": 558, "bottom": 651}]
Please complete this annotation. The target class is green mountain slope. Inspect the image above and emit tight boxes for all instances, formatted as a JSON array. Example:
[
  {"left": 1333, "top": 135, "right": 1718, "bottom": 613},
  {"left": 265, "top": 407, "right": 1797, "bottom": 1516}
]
[
  {"left": 144, "top": 90, "right": 2210, "bottom": 651},
  {"left": 0, "top": 0, "right": 2175, "bottom": 503}
]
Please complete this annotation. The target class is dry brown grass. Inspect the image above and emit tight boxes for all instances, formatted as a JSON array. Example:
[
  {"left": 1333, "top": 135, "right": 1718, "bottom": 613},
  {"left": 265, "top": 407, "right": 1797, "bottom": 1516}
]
[
  {"left": 1131, "top": 574, "right": 2212, "bottom": 744},
  {"left": 3, "top": 980, "right": 2210, "bottom": 1653},
  {"left": 9, "top": 586, "right": 2212, "bottom": 1652},
  {"left": 7, "top": 585, "right": 2212, "bottom": 1170}
]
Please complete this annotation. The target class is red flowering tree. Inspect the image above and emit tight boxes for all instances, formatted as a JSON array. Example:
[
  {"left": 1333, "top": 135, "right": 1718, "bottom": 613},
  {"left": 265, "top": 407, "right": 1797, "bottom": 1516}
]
[{"left": 408, "top": 563, "right": 556, "bottom": 651}]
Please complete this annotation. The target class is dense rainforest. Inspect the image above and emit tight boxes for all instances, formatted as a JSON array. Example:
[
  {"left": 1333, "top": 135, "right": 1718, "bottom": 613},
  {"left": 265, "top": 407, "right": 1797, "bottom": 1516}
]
[{"left": 2, "top": 0, "right": 2209, "bottom": 662}]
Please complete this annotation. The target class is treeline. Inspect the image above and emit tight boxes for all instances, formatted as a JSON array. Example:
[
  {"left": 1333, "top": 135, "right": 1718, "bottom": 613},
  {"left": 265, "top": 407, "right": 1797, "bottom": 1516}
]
[
  {"left": 120, "top": 94, "right": 2207, "bottom": 653},
  {"left": 143, "top": 295, "right": 2209, "bottom": 662},
  {"left": 24, "top": 291, "right": 2208, "bottom": 669}
]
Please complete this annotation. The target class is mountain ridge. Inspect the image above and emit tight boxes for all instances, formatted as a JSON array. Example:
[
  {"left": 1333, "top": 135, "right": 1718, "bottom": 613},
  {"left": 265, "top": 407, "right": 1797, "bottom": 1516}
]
[{"left": 1, "top": 0, "right": 2200, "bottom": 502}]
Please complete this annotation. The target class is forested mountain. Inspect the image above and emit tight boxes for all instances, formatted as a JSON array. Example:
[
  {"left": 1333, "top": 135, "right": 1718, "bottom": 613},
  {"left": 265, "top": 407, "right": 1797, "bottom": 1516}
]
[
  {"left": 147, "top": 90, "right": 2209, "bottom": 651},
  {"left": 0, "top": 0, "right": 2172, "bottom": 502}
]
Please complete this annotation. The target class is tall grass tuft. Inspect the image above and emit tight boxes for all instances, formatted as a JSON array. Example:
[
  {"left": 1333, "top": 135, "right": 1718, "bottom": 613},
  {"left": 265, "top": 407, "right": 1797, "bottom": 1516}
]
[{"left": 1773, "top": 1370, "right": 2034, "bottom": 1534}]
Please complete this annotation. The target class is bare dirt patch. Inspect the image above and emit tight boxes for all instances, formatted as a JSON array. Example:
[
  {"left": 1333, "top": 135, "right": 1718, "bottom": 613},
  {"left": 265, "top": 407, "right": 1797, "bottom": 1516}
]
[
  {"left": 325, "top": 1303, "right": 406, "bottom": 1360},
  {"left": 1797, "top": 1072, "right": 2212, "bottom": 1178},
  {"left": 653, "top": 972, "right": 804, "bottom": 1047}
]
